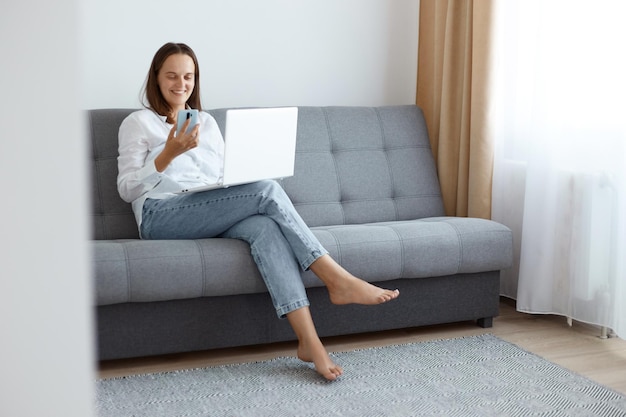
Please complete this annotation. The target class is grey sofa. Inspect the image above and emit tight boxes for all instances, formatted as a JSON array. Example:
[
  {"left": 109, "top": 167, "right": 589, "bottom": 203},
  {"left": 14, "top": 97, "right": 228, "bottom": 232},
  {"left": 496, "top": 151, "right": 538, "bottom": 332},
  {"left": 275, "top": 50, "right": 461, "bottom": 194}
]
[{"left": 90, "top": 105, "right": 513, "bottom": 361}]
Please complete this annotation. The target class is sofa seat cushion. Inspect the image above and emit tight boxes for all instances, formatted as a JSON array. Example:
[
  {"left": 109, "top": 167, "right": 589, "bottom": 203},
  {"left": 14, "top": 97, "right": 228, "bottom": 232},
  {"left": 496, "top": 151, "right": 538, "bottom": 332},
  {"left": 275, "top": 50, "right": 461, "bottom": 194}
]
[
  {"left": 93, "top": 238, "right": 265, "bottom": 306},
  {"left": 302, "top": 217, "right": 512, "bottom": 286},
  {"left": 93, "top": 217, "right": 512, "bottom": 306}
]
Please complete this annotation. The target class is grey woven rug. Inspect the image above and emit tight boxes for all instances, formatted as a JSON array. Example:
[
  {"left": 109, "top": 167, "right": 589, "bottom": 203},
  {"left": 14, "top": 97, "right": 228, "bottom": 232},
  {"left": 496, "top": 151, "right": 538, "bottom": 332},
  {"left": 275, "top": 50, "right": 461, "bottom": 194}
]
[{"left": 96, "top": 334, "right": 626, "bottom": 417}]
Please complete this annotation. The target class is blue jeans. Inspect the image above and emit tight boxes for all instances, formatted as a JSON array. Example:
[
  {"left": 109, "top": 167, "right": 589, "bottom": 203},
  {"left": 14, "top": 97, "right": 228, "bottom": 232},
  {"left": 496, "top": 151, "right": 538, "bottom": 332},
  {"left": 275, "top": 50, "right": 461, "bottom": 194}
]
[{"left": 140, "top": 180, "right": 328, "bottom": 318}]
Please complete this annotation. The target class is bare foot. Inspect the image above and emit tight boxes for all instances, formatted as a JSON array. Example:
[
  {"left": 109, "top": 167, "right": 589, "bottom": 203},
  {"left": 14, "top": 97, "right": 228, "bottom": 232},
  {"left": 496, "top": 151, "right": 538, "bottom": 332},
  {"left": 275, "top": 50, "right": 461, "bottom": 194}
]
[
  {"left": 286, "top": 306, "right": 343, "bottom": 381},
  {"left": 297, "top": 339, "right": 343, "bottom": 381},
  {"left": 328, "top": 274, "right": 400, "bottom": 305},
  {"left": 309, "top": 255, "right": 400, "bottom": 305}
]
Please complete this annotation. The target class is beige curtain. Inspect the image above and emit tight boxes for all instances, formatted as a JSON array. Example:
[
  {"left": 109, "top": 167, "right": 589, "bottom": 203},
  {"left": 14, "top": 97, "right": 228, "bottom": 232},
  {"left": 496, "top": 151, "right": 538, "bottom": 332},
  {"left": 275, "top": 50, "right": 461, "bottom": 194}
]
[{"left": 416, "top": 0, "right": 494, "bottom": 218}]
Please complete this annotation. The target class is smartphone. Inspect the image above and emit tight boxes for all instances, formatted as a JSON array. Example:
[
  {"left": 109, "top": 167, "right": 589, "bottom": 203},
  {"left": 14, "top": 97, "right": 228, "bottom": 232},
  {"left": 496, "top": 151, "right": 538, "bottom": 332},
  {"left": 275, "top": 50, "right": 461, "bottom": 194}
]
[{"left": 176, "top": 109, "right": 199, "bottom": 135}]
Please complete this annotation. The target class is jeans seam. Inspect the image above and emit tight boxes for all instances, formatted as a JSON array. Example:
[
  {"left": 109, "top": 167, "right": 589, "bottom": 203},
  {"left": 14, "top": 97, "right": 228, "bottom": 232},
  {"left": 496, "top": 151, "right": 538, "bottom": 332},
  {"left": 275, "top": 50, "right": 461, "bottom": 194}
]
[
  {"left": 276, "top": 298, "right": 310, "bottom": 318},
  {"left": 227, "top": 227, "right": 288, "bottom": 317},
  {"left": 148, "top": 193, "right": 265, "bottom": 216},
  {"left": 264, "top": 198, "right": 325, "bottom": 270}
]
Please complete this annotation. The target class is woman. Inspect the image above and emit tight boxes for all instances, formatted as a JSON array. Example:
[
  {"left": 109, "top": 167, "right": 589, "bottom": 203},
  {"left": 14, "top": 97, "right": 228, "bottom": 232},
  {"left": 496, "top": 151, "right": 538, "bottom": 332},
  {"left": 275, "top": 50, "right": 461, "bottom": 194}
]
[{"left": 117, "top": 42, "right": 399, "bottom": 381}]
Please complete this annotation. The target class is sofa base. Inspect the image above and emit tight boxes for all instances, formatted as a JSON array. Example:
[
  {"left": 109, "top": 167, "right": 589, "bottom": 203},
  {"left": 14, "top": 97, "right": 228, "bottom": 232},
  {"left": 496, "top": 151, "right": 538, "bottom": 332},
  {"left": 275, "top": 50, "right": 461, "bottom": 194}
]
[{"left": 97, "top": 271, "right": 500, "bottom": 361}]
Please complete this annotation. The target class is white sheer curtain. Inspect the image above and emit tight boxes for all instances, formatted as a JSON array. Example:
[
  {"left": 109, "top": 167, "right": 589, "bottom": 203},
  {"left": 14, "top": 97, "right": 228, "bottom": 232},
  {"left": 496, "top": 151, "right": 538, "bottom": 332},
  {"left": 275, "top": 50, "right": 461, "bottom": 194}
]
[{"left": 490, "top": 0, "right": 626, "bottom": 337}]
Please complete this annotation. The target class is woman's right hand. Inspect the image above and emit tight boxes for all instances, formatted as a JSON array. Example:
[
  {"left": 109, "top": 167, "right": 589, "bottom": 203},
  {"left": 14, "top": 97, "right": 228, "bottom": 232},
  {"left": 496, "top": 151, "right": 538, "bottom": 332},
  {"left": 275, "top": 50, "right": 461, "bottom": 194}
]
[{"left": 155, "top": 118, "right": 200, "bottom": 172}]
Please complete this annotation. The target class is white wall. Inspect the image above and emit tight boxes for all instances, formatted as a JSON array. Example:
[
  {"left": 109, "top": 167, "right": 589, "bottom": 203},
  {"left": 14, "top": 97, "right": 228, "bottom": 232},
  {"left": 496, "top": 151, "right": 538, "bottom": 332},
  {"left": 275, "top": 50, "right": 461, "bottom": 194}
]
[
  {"left": 82, "top": 0, "right": 420, "bottom": 109},
  {"left": 0, "top": 1, "right": 94, "bottom": 417}
]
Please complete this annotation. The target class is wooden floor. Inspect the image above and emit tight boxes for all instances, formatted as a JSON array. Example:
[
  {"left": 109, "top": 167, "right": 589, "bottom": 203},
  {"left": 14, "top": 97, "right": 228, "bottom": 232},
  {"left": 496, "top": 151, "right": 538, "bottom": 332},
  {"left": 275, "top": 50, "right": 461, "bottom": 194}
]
[{"left": 99, "top": 298, "right": 626, "bottom": 395}]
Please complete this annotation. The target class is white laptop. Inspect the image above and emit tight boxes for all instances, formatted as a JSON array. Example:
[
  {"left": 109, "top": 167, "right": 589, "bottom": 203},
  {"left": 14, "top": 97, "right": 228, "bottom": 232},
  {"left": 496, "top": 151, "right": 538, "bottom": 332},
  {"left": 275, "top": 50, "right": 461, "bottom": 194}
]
[{"left": 177, "top": 107, "right": 298, "bottom": 194}]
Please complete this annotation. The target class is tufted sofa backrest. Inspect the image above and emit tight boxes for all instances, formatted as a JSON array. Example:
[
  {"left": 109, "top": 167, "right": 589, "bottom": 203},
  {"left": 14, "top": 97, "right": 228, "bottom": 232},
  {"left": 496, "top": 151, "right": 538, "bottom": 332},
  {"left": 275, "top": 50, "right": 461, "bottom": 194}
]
[{"left": 89, "top": 106, "right": 444, "bottom": 240}]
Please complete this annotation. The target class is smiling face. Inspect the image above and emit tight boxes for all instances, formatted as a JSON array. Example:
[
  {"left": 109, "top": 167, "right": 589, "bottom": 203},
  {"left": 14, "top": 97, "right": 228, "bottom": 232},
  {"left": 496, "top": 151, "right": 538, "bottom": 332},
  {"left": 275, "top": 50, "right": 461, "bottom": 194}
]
[{"left": 156, "top": 53, "right": 196, "bottom": 116}]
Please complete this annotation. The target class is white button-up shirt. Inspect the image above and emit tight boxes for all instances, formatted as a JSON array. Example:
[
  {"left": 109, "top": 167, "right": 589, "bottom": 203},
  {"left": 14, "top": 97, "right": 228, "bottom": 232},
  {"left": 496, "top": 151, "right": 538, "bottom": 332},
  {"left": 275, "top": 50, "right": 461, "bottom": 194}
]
[{"left": 117, "top": 109, "right": 225, "bottom": 229}]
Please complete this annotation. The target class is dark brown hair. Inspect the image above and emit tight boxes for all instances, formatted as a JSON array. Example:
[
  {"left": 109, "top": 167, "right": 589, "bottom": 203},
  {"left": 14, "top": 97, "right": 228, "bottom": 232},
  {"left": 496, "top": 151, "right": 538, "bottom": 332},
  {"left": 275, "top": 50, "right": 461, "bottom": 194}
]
[{"left": 142, "top": 42, "right": 202, "bottom": 120}]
